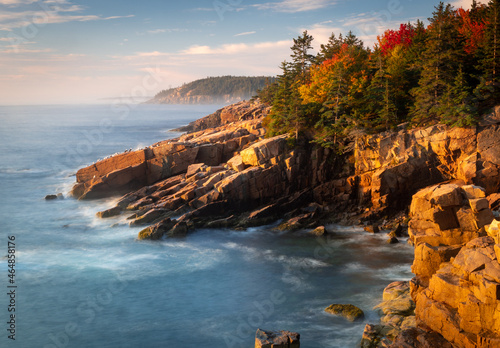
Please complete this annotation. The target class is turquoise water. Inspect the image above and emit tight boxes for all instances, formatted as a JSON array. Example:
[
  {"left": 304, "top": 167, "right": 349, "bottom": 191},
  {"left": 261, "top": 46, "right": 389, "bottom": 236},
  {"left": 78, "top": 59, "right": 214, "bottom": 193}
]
[{"left": 0, "top": 104, "right": 414, "bottom": 347}]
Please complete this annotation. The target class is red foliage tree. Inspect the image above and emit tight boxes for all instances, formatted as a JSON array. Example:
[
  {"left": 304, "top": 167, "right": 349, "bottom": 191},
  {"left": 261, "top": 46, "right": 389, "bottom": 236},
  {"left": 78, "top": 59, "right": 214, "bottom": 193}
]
[
  {"left": 377, "top": 23, "right": 417, "bottom": 56},
  {"left": 456, "top": 7, "right": 487, "bottom": 55}
]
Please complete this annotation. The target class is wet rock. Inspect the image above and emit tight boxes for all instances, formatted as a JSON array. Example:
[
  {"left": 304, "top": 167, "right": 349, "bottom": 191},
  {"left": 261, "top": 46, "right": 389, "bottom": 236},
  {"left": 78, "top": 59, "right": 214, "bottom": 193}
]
[
  {"left": 137, "top": 218, "right": 176, "bottom": 240},
  {"left": 276, "top": 214, "right": 312, "bottom": 231},
  {"left": 324, "top": 304, "right": 364, "bottom": 322},
  {"left": 129, "top": 208, "right": 168, "bottom": 226},
  {"left": 96, "top": 206, "right": 122, "bottom": 218},
  {"left": 309, "top": 226, "right": 326, "bottom": 236},
  {"left": 255, "top": 329, "right": 300, "bottom": 348},
  {"left": 360, "top": 324, "right": 392, "bottom": 348},
  {"left": 166, "top": 222, "right": 189, "bottom": 237},
  {"left": 45, "top": 194, "right": 58, "bottom": 200},
  {"left": 387, "top": 236, "right": 399, "bottom": 244},
  {"left": 391, "top": 223, "right": 404, "bottom": 237},
  {"left": 364, "top": 224, "right": 380, "bottom": 233}
]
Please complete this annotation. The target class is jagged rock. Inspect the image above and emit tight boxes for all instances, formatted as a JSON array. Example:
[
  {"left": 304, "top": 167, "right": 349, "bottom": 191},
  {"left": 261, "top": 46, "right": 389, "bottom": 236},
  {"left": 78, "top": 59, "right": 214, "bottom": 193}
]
[
  {"left": 309, "top": 226, "right": 326, "bottom": 236},
  {"left": 76, "top": 149, "right": 146, "bottom": 183},
  {"left": 407, "top": 183, "right": 500, "bottom": 348},
  {"left": 387, "top": 236, "right": 399, "bottom": 244},
  {"left": 227, "top": 155, "right": 246, "bottom": 172},
  {"left": 389, "top": 327, "right": 454, "bottom": 348},
  {"left": 364, "top": 224, "right": 380, "bottom": 233},
  {"left": 129, "top": 208, "right": 168, "bottom": 226},
  {"left": 137, "top": 218, "right": 176, "bottom": 240},
  {"left": 255, "top": 329, "right": 300, "bottom": 348},
  {"left": 96, "top": 206, "right": 122, "bottom": 218},
  {"left": 277, "top": 214, "right": 312, "bottom": 231},
  {"left": 186, "top": 163, "right": 206, "bottom": 178},
  {"left": 166, "top": 222, "right": 188, "bottom": 237},
  {"left": 324, "top": 304, "right": 364, "bottom": 322},
  {"left": 240, "top": 135, "right": 287, "bottom": 167},
  {"left": 360, "top": 324, "right": 392, "bottom": 348}
]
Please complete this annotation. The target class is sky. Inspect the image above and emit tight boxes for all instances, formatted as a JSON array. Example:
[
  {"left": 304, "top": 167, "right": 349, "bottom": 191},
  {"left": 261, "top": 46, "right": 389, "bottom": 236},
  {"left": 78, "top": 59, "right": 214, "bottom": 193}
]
[{"left": 0, "top": 0, "right": 485, "bottom": 105}]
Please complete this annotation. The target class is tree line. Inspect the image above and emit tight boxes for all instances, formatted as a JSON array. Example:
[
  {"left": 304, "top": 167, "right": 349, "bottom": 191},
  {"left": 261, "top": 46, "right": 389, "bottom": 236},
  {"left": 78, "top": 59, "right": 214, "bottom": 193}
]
[
  {"left": 154, "top": 76, "right": 275, "bottom": 100},
  {"left": 257, "top": 0, "right": 500, "bottom": 151}
]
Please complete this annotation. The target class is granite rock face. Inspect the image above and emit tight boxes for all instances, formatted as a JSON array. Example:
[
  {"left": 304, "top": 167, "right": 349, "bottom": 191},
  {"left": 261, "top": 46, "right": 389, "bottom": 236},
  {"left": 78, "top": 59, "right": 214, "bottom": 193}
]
[
  {"left": 73, "top": 100, "right": 500, "bottom": 243},
  {"left": 407, "top": 183, "right": 500, "bottom": 348}
]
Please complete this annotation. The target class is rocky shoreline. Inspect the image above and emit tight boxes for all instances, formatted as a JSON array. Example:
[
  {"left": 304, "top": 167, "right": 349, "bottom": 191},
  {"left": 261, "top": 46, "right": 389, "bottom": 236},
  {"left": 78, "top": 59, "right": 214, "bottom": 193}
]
[{"left": 70, "top": 100, "right": 500, "bottom": 347}]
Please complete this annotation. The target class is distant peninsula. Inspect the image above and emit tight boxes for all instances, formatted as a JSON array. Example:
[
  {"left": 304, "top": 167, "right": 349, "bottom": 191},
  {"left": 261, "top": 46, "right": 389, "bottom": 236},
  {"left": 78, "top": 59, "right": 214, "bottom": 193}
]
[{"left": 146, "top": 76, "right": 275, "bottom": 104}]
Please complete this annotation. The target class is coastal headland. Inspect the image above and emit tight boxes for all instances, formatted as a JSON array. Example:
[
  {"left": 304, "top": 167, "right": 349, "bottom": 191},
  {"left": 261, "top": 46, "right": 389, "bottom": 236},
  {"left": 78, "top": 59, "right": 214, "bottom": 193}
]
[{"left": 71, "top": 99, "right": 500, "bottom": 347}]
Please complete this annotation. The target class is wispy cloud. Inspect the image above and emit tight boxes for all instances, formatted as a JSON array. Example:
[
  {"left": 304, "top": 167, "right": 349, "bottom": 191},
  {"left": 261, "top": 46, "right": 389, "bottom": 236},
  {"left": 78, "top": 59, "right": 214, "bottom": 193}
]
[
  {"left": 336, "top": 13, "right": 421, "bottom": 48},
  {"left": 0, "top": 1, "right": 134, "bottom": 30},
  {"left": 254, "top": 0, "right": 337, "bottom": 13},
  {"left": 450, "top": 0, "right": 487, "bottom": 9},
  {"left": 182, "top": 41, "right": 292, "bottom": 55},
  {"left": 298, "top": 22, "right": 343, "bottom": 51},
  {"left": 189, "top": 7, "right": 214, "bottom": 12},
  {"left": 2, "top": 47, "right": 52, "bottom": 53},
  {"left": 147, "top": 28, "right": 188, "bottom": 35},
  {"left": 234, "top": 31, "right": 256, "bottom": 37},
  {"left": 0, "top": 0, "right": 38, "bottom": 6}
]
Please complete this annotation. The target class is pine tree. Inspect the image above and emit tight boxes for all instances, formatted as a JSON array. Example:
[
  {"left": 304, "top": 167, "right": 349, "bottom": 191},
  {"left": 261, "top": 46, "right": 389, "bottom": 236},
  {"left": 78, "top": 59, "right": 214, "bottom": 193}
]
[
  {"left": 317, "top": 33, "right": 343, "bottom": 62},
  {"left": 290, "top": 30, "right": 315, "bottom": 81},
  {"left": 481, "top": 0, "right": 500, "bottom": 103},
  {"left": 439, "top": 66, "right": 479, "bottom": 126},
  {"left": 364, "top": 51, "right": 397, "bottom": 130},
  {"left": 410, "top": 2, "right": 465, "bottom": 125}
]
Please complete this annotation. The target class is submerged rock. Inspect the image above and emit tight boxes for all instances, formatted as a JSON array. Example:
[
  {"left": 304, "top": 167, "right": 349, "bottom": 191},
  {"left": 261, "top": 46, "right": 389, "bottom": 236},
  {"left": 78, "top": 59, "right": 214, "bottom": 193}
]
[
  {"left": 324, "top": 304, "right": 364, "bottom": 322},
  {"left": 255, "top": 329, "right": 300, "bottom": 348}
]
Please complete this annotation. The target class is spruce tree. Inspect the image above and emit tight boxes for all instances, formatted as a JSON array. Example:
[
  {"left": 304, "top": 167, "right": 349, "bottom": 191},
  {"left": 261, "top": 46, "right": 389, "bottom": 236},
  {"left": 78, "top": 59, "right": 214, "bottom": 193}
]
[
  {"left": 290, "top": 30, "right": 315, "bottom": 81},
  {"left": 410, "top": 2, "right": 465, "bottom": 125},
  {"left": 481, "top": 0, "right": 500, "bottom": 104},
  {"left": 439, "top": 66, "right": 479, "bottom": 126}
]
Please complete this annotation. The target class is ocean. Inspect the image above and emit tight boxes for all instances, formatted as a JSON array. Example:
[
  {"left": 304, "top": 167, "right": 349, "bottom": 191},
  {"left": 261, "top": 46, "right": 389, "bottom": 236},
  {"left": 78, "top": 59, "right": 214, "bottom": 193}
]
[{"left": 0, "top": 104, "right": 414, "bottom": 348}]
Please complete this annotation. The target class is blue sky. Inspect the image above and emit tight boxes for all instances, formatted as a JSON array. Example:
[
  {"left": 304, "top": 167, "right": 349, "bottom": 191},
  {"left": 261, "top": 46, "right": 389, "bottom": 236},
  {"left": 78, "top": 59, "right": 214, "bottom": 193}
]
[{"left": 0, "top": 0, "right": 481, "bottom": 104}]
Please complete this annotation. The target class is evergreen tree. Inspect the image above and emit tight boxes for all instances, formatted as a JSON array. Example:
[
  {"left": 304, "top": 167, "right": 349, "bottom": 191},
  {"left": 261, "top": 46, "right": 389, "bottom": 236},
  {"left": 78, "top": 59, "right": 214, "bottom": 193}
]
[
  {"left": 290, "top": 30, "right": 315, "bottom": 81},
  {"left": 481, "top": 0, "right": 500, "bottom": 104},
  {"left": 439, "top": 66, "right": 479, "bottom": 126},
  {"left": 317, "top": 33, "right": 343, "bottom": 62},
  {"left": 410, "top": 2, "right": 465, "bottom": 125},
  {"left": 364, "top": 50, "right": 397, "bottom": 130}
]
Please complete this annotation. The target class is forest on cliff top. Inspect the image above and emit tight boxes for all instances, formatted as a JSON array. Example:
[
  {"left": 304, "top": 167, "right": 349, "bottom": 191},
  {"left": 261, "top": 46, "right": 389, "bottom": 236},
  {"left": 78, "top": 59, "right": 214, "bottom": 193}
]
[
  {"left": 257, "top": 0, "right": 500, "bottom": 151},
  {"left": 152, "top": 76, "right": 274, "bottom": 102}
]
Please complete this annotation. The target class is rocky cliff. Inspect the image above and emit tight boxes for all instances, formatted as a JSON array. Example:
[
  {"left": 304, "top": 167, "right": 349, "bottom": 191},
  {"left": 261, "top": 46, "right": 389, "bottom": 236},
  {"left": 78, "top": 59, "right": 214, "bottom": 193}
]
[
  {"left": 71, "top": 100, "right": 500, "bottom": 345},
  {"left": 404, "top": 183, "right": 500, "bottom": 347},
  {"left": 72, "top": 101, "right": 500, "bottom": 231}
]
